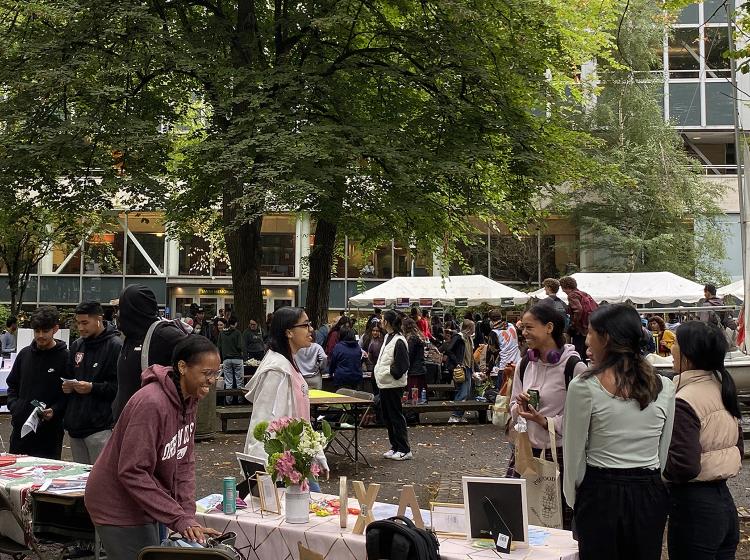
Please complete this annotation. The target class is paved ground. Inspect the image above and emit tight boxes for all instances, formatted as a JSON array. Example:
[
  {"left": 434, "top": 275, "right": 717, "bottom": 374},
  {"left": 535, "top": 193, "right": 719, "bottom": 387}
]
[{"left": 0, "top": 415, "right": 749, "bottom": 557}]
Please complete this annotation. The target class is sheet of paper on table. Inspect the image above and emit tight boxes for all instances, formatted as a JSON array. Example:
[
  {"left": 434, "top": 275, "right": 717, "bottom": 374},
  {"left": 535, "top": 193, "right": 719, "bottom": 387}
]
[
  {"left": 38, "top": 473, "right": 89, "bottom": 494},
  {"left": 371, "top": 502, "right": 431, "bottom": 526}
]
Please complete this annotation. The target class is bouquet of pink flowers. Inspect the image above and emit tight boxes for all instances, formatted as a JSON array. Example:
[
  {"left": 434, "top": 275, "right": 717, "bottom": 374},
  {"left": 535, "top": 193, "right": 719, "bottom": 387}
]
[{"left": 253, "top": 417, "right": 333, "bottom": 490}]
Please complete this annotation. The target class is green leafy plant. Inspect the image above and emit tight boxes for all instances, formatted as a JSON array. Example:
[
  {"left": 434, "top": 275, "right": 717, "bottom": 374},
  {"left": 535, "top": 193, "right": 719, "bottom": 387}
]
[{"left": 253, "top": 417, "right": 333, "bottom": 489}]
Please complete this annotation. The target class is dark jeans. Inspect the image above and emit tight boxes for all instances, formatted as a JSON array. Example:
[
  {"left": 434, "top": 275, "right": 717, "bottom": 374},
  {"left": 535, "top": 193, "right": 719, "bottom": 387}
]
[
  {"left": 379, "top": 387, "right": 410, "bottom": 453},
  {"left": 668, "top": 480, "right": 739, "bottom": 560},
  {"left": 574, "top": 466, "right": 667, "bottom": 560}
]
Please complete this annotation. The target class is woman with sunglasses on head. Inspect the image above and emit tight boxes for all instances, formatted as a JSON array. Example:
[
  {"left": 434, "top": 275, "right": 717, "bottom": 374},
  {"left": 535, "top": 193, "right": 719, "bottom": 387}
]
[
  {"left": 84, "top": 336, "right": 221, "bottom": 560},
  {"left": 244, "top": 307, "right": 328, "bottom": 487},
  {"left": 563, "top": 304, "right": 675, "bottom": 560},
  {"left": 664, "top": 320, "right": 742, "bottom": 560},
  {"left": 507, "top": 303, "right": 587, "bottom": 529}
]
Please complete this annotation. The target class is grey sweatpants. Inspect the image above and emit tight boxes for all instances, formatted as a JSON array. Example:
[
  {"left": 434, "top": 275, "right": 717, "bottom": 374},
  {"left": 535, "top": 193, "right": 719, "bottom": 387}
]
[
  {"left": 97, "top": 523, "right": 159, "bottom": 560},
  {"left": 70, "top": 429, "right": 112, "bottom": 465}
]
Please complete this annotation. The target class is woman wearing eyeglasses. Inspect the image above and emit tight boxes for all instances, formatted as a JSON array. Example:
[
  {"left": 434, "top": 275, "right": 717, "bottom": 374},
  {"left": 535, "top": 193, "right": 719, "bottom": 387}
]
[
  {"left": 243, "top": 307, "right": 328, "bottom": 487},
  {"left": 84, "top": 336, "right": 221, "bottom": 560}
]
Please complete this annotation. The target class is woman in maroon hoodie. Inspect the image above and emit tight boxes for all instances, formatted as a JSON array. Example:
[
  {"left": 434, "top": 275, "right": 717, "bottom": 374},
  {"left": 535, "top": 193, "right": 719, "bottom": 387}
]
[{"left": 85, "top": 336, "right": 221, "bottom": 560}]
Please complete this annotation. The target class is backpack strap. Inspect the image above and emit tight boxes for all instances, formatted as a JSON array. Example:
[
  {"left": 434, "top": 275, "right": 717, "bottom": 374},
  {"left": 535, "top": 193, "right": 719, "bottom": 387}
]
[
  {"left": 141, "top": 319, "right": 164, "bottom": 371},
  {"left": 564, "top": 355, "right": 581, "bottom": 389}
]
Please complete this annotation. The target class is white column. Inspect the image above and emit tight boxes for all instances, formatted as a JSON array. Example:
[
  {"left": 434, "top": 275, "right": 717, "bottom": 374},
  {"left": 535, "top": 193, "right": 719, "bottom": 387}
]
[{"left": 166, "top": 237, "right": 180, "bottom": 276}]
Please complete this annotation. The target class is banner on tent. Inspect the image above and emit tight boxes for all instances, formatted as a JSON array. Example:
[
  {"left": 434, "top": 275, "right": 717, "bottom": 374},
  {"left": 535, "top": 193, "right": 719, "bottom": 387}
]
[
  {"left": 455, "top": 298, "right": 468, "bottom": 307},
  {"left": 396, "top": 298, "right": 410, "bottom": 308},
  {"left": 372, "top": 298, "right": 386, "bottom": 307},
  {"left": 419, "top": 298, "right": 433, "bottom": 307}
]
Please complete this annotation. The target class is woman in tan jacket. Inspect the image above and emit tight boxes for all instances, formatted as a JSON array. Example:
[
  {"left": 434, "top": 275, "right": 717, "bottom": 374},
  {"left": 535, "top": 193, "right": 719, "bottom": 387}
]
[{"left": 664, "top": 320, "right": 743, "bottom": 560}]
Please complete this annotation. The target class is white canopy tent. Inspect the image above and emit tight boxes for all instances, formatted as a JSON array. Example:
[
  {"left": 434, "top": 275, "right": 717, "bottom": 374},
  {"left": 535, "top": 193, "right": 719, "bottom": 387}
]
[
  {"left": 528, "top": 272, "right": 706, "bottom": 305},
  {"left": 719, "top": 280, "right": 744, "bottom": 300},
  {"left": 348, "top": 275, "right": 530, "bottom": 308}
]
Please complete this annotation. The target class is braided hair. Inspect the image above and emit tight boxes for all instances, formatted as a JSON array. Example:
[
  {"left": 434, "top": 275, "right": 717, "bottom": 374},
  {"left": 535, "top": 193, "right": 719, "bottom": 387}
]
[{"left": 170, "top": 336, "right": 219, "bottom": 424}]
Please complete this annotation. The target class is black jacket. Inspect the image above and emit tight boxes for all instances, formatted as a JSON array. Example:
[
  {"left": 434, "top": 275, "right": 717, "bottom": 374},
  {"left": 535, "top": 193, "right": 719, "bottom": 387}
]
[
  {"left": 445, "top": 335, "right": 466, "bottom": 372},
  {"left": 7, "top": 340, "right": 68, "bottom": 457},
  {"left": 65, "top": 323, "right": 121, "bottom": 438},
  {"left": 407, "top": 337, "right": 426, "bottom": 376},
  {"left": 113, "top": 284, "right": 187, "bottom": 421}
]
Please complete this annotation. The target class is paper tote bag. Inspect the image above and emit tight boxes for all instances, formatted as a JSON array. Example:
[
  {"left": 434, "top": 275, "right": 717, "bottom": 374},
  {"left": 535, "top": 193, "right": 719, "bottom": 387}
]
[{"left": 514, "top": 420, "right": 563, "bottom": 529}]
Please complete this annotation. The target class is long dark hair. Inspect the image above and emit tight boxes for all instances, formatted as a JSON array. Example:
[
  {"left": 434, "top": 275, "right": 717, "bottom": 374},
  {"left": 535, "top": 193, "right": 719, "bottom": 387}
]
[
  {"left": 268, "top": 306, "right": 305, "bottom": 365},
  {"left": 524, "top": 304, "right": 566, "bottom": 348},
  {"left": 402, "top": 317, "right": 423, "bottom": 341},
  {"left": 675, "top": 321, "right": 741, "bottom": 419},
  {"left": 584, "top": 304, "right": 662, "bottom": 410},
  {"left": 170, "top": 335, "right": 219, "bottom": 422}
]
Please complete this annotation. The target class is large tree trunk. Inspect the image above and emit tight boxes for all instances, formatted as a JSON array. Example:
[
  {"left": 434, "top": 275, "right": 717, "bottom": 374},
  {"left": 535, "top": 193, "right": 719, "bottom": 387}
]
[
  {"left": 223, "top": 183, "right": 265, "bottom": 330},
  {"left": 305, "top": 217, "right": 338, "bottom": 329}
]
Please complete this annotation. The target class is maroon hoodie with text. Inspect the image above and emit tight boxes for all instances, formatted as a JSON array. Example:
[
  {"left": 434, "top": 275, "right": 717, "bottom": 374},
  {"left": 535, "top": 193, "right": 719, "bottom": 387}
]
[{"left": 84, "top": 365, "right": 198, "bottom": 533}]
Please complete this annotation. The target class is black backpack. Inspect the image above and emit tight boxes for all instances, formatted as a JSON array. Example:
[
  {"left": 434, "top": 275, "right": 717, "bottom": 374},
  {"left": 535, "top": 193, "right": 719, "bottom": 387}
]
[
  {"left": 365, "top": 516, "right": 440, "bottom": 560},
  {"left": 519, "top": 354, "right": 580, "bottom": 390}
]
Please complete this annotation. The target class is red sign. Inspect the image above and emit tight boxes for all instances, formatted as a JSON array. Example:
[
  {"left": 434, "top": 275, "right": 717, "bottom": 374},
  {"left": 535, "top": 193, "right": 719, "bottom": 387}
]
[
  {"left": 372, "top": 298, "right": 386, "bottom": 307},
  {"left": 419, "top": 298, "right": 433, "bottom": 307}
]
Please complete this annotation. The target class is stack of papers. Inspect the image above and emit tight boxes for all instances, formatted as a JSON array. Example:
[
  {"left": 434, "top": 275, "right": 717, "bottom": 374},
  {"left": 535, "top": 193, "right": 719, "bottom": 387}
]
[{"left": 38, "top": 474, "right": 88, "bottom": 494}]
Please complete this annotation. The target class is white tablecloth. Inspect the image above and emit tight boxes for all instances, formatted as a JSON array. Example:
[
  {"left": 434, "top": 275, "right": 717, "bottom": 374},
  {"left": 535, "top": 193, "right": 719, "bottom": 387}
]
[{"left": 198, "top": 495, "right": 578, "bottom": 560}]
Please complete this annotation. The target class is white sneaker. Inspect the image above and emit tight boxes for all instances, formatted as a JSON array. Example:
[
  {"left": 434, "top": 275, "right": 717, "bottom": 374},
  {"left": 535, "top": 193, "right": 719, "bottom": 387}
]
[
  {"left": 383, "top": 449, "right": 396, "bottom": 458},
  {"left": 448, "top": 416, "right": 461, "bottom": 423},
  {"left": 390, "top": 451, "right": 413, "bottom": 461}
]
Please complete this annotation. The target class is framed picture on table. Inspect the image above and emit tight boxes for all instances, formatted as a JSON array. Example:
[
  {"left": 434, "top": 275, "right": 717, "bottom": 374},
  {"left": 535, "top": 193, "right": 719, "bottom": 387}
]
[
  {"left": 256, "top": 472, "right": 281, "bottom": 515},
  {"left": 462, "top": 477, "right": 528, "bottom": 549},
  {"left": 429, "top": 502, "right": 466, "bottom": 537}
]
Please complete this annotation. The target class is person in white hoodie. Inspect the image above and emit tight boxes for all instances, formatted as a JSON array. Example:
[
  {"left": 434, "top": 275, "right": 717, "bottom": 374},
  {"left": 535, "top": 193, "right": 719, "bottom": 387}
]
[{"left": 243, "top": 307, "right": 328, "bottom": 490}]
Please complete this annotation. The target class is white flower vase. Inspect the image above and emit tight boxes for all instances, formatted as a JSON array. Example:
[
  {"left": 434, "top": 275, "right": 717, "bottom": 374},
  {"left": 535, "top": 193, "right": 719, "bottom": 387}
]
[{"left": 285, "top": 484, "right": 310, "bottom": 524}]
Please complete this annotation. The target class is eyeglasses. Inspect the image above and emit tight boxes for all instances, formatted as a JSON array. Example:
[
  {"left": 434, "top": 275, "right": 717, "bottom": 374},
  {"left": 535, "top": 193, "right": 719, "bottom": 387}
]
[
  {"left": 291, "top": 321, "right": 314, "bottom": 330},
  {"left": 202, "top": 371, "right": 221, "bottom": 382}
]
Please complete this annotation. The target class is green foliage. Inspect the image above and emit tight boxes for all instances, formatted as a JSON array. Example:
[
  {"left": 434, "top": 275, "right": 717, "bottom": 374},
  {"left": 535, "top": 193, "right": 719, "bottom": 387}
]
[
  {"left": 557, "top": 2, "right": 727, "bottom": 281},
  {"left": 0, "top": 305, "right": 9, "bottom": 329}
]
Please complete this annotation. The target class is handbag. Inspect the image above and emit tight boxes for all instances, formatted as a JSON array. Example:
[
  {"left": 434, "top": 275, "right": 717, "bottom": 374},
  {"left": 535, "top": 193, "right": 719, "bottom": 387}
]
[
  {"left": 452, "top": 366, "right": 465, "bottom": 384},
  {"left": 490, "top": 375, "right": 512, "bottom": 428},
  {"left": 514, "top": 420, "right": 563, "bottom": 529}
]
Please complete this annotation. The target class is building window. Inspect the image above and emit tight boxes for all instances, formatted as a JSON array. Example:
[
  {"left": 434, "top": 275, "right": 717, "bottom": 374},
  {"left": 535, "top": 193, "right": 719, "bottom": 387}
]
[
  {"left": 84, "top": 230, "right": 124, "bottom": 275},
  {"left": 261, "top": 215, "right": 295, "bottom": 277},
  {"left": 668, "top": 28, "right": 700, "bottom": 79},
  {"left": 125, "top": 212, "right": 165, "bottom": 275},
  {"left": 669, "top": 82, "right": 701, "bottom": 126},
  {"left": 705, "top": 82, "right": 734, "bottom": 125}
]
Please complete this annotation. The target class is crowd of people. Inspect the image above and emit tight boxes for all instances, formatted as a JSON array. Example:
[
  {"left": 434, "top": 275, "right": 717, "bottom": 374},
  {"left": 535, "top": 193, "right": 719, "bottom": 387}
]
[{"left": 0, "top": 275, "right": 746, "bottom": 559}]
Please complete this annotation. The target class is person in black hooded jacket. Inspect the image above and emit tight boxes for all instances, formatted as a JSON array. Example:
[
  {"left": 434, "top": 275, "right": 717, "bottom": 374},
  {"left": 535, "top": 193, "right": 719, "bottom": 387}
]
[
  {"left": 64, "top": 301, "right": 122, "bottom": 464},
  {"left": 7, "top": 307, "right": 68, "bottom": 459},
  {"left": 113, "top": 284, "right": 187, "bottom": 421}
]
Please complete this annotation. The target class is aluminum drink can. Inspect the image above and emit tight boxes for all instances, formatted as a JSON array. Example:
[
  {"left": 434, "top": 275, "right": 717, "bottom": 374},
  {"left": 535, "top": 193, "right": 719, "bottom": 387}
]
[{"left": 223, "top": 476, "right": 237, "bottom": 514}]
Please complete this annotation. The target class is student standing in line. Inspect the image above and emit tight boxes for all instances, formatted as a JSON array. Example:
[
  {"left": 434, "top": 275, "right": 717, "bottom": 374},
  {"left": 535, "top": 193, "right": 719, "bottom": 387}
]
[
  {"left": 402, "top": 318, "right": 427, "bottom": 399},
  {"left": 375, "top": 310, "right": 412, "bottom": 461},
  {"left": 664, "top": 320, "right": 742, "bottom": 560},
  {"left": 64, "top": 301, "right": 121, "bottom": 464},
  {"left": 563, "top": 304, "right": 675, "bottom": 560},
  {"left": 7, "top": 307, "right": 68, "bottom": 459},
  {"left": 447, "top": 320, "right": 474, "bottom": 423}
]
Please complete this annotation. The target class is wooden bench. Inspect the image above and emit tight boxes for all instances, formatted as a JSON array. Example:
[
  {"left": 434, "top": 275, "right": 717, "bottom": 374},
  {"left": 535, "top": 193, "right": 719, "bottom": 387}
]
[
  {"left": 216, "top": 388, "right": 246, "bottom": 400},
  {"left": 402, "top": 400, "right": 490, "bottom": 423},
  {"left": 216, "top": 406, "right": 252, "bottom": 432}
]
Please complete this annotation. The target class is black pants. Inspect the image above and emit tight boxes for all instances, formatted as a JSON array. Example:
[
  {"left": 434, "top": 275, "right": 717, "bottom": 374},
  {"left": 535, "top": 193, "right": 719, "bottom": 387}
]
[
  {"left": 668, "top": 480, "right": 739, "bottom": 560},
  {"left": 379, "top": 388, "right": 410, "bottom": 453},
  {"left": 571, "top": 333, "right": 587, "bottom": 363},
  {"left": 9, "top": 423, "right": 64, "bottom": 460},
  {"left": 574, "top": 466, "right": 667, "bottom": 560}
]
